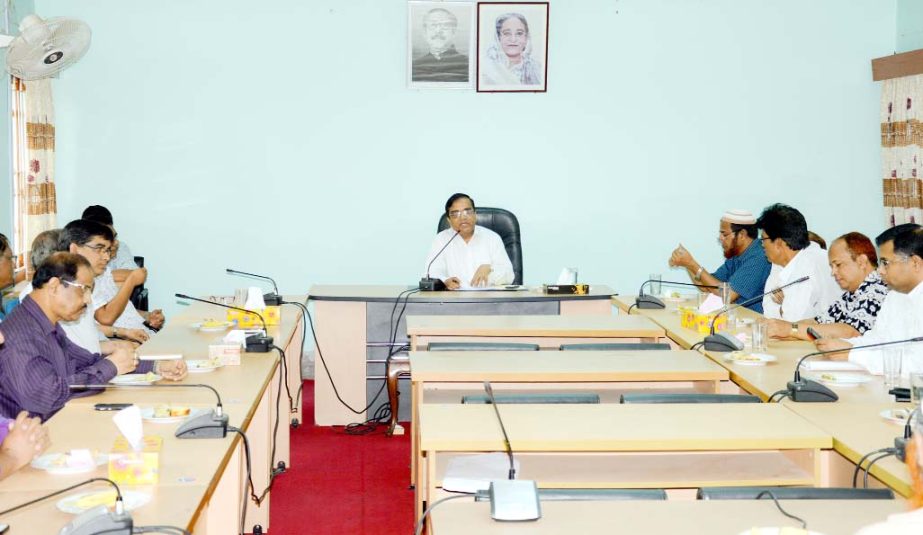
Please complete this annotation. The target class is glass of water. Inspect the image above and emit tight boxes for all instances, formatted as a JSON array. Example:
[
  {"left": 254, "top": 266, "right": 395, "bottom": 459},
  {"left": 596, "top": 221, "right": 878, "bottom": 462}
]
[
  {"left": 883, "top": 348, "right": 903, "bottom": 389},
  {"left": 751, "top": 320, "right": 768, "bottom": 353},
  {"left": 649, "top": 273, "right": 662, "bottom": 296},
  {"left": 911, "top": 372, "right": 923, "bottom": 407}
]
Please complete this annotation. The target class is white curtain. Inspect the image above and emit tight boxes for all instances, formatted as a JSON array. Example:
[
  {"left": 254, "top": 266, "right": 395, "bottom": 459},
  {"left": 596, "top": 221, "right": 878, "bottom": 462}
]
[{"left": 881, "top": 73, "right": 923, "bottom": 226}]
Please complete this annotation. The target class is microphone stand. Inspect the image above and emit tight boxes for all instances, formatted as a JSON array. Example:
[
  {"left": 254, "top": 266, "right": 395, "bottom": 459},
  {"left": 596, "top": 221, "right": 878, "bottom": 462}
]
[
  {"left": 635, "top": 280, "right": 718, "bottom": 310},
  {"left": 70, "top": 383, "right": 230, "bottom": 439},
  {"left": 226, "top": 268, "right": 282, "bottom": 306},
  {"left": 175, "top": 293, "right": 273, "bottom": 353},
  {"left": 420, "top": 231, "right": 460, "bottom": 291}
]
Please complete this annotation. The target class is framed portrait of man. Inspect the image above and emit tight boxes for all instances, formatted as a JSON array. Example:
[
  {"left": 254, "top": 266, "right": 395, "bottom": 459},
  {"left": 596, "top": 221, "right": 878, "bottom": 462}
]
[
  {"left": 476, "top": 2, "right": 549, "bottom": 92},
  {"left": 408, "top": 1, "right": 475, "bottom": 89}
]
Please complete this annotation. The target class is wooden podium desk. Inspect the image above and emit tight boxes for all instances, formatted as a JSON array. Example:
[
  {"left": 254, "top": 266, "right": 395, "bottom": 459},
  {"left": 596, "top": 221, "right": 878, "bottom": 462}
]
[
  {"left": 408, "top": 349, "right": 729, "bottom": 486},
  {"left": 429, "top": 499, "right": 906, "bottom": 535},
  {"left": 416, "top": 403, "right": 831, "bottom": 520},
  {"left": 307, "top": 284, "right": 616, "bottom": 425}
]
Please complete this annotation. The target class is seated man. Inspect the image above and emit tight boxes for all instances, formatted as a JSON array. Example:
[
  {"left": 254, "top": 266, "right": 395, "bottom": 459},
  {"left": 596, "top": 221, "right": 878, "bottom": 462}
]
[
  {"left": 767, "top": 232, "right": 889, "bottom": 340},
  {"left": 17, "top": 229, "right": 61, "bottom": 300},
  {"left": 669, "top": 209, "right": 771, "bottom": 312},
  {"left": 816, "top": 225, "right": 923, "bottom": 375},
  {"left": 81, "top": 205, "right": 138, "bottom": 283},
  {"left": 0, "top": 253, "right": 186, "bottom": 420},
  {"left": 424, "top": 193, "right": 514, "bottom": 289},
  {"left": 0, "top": 411, "right": 50, "bottom": 481},
  {"left": 756, "top": 203, "right": 839, "bottom": 320}
]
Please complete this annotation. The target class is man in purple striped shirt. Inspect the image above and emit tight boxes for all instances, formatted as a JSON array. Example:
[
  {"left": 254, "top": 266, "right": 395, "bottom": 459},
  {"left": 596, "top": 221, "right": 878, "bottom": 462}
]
[{"left": 0, "top": 252, "right": 183, "bottom": 420}]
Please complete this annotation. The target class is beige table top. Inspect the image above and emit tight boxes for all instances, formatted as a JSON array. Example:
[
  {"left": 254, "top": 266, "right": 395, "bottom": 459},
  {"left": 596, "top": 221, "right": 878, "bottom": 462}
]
[
  {"left": 406, "top": 314, "right": 664, "bottom": 338},
  {"left": 419, "top": 403, "right": 831, "bottom": 452},
  {"left": 308, "top": 284, "right": 616, "bottom": 301},
  {"left": 430, "top": 499, "right": 908, "bottom": 535},
  {"left": 410, "top": 350, "right": 728, "bottom": 382}
]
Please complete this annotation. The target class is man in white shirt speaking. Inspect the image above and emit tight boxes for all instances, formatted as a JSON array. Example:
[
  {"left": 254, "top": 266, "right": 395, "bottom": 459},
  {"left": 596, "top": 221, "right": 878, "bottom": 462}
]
[
  {"left": 424, "top": 193, "right": 514, "bottom": 290},
  {"left": 756, "top": 203, "right": 839, "bottom": 323},
  {"left": 817, "top": 223, "right": 923, "bottom": 375}
]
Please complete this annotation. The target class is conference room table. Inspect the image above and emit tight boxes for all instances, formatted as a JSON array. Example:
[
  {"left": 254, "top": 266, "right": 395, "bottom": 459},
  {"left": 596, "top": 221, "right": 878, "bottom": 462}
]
[
  {"left": 307, "top": 284, "right": 616, "bottom": 425},
  {"left": 416, "top": 403, "right": 832, "bottom": 522},
  {"left": 0, "top": 296, "right": 306, "bottom": 534},
  {"left": 429, "top": 499, "right": 907, "bottom": 535},
  {"left": 612, "top": 294, "right": 916, "bottom": 497}
]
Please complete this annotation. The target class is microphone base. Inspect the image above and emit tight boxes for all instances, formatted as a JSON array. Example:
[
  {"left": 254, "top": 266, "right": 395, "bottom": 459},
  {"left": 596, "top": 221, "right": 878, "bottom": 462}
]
[
  {"left": 263, "top": 293, "right": 283, "bottom": 306},
  {"left": 488, "top": 480, "right": 541, "bottom": 522},
  {"left": 895, "top": 436, "right": 909, "bottom": 463},
  {"left": 59, "top": 505, "right": 133, "bottom": 535},
  {"left": 635, "top": 295, "right": 665, "bottom": 309},
  {"left": 176, "top": 410, "right": 230, "bottom": 439},
  {"left": 245, "top": 334, "right": 274, "bottom": 353},
  {"left": 419, "top": 277, "right": 446, "bottom": 291},
  {"left": 702, "top": 333, "right": 744, "bottom": 352},
  {"left": 786, "top": 379, "right": 839, "bottom": 402}
]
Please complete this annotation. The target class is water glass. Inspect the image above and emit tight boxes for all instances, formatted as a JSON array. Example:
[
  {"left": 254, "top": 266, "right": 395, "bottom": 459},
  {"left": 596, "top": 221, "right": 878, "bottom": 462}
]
[
  {"left": 911, "top": 372, "right": 923, "bottom": 407},
  {"left": 649, "top": 273, "right": 662, "bottom": 296},
  {"left": 883, "top": 348, "right": 903, "bottom": 389},
  {"left": 751, "top": 321, "right": 768, "bottom": 353}
]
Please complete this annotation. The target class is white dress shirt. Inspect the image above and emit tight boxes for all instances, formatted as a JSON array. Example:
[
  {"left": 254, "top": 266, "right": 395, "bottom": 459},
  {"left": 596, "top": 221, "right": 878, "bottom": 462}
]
[
  {"left": 854, "top": 507, "right": 923, "bottom": 535},
  {"left": 845, "top": 279, "right": 923, "bottom": 375},
  {"left": 424, "top": 226, "right": 514, "bottom": 287},
  {"left": 20, "top": 283, "right": 104, "bottom": 354},
  {"left": 93, "top": 266, "right": 150, "bottom": 332},
  {"left": 762, "top": 242, "right": 839, "bottom": 321}
]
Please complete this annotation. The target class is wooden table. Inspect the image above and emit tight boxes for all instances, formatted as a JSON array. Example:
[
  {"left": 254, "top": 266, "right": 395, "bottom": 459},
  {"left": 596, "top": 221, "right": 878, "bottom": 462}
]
[
  {"left": 0, "top": 296, "right": 306, "bottom": 534},
  {"left": 406, "top": 314, "right": 664, "bottom": 351},
  {"left": 308, "top": 284, "right": 616, "bottom": 425},
  {"left": 416, "top": 403, "right": 831, "bottom": 521},
  {"left": 429, "top": 499, "right": 907, "bottom": 535},
  {"left": 408, "top": 349, "right": 730, "bottom": 488}
]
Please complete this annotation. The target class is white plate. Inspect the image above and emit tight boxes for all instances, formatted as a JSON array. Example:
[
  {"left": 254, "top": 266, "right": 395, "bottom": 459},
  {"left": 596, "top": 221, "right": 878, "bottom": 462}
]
[
  {"left": 809, "top": 372, "right": 873, "bottom": 387},
  {"left": 737, "top": 528, "right": 824, "bottom": 535},
  {"left": 724, "top": 352, "right": 778, "bottom": 366},
  {"left": 57, "top": 489, "right": 151, "bottom": 514},
  {"left": 140, "top": 406, "right": 195, "bottom": 424},
  {"left": 31, "top": 452, "right": 107, "bottom": 475},
  {"left": 110, "top": 373, "right": 161, "bottom": 386},
  {"left": 187, "top": 359, "right": 222, "bottom": 373},
  {"left": 880, "top": 408, "right": 913, "bottom": 425},
  {"left": 191, "top": 321, "right": 233, "bottom": 332}
]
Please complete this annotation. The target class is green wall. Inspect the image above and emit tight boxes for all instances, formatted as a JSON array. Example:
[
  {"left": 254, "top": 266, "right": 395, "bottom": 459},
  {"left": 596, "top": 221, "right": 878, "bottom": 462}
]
[
  {"left": 33, "top": 1, "right": 896, "bottom": 312},
  {"left": 897, "top": 0, "right": 923, "bottom": 51}
]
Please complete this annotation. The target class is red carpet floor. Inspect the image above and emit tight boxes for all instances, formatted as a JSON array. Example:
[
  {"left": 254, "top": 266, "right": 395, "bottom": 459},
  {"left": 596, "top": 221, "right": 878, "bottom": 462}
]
[{"left": 268, "top": 381, "right": 414, "bottom": 534}]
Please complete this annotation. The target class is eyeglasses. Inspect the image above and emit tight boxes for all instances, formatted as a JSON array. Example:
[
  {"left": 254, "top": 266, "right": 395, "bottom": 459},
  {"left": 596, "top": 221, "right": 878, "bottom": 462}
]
[
  {"left": 447, "top": 208, "right": 475, "bottom": 220},
  {"left": 81, "top": 243, "right": 113, "bottom": 256},
  {"left": 61, "top": 279, "right": 93, "bottom": 296},
  {"left": 879, "top": 256, "right": 910, "bottom": 268}
]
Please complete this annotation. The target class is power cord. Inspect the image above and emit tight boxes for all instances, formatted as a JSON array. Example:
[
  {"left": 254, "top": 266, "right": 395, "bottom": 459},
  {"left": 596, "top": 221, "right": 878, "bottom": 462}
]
[
  {"left": 864, "top": 450, "right": 897, "bottom": 488},
  {"left": 754, "top": 490, "right": 807, "bottom": 530},
  {"left": 852, "top": 447, "right": 897, "bottom": 488},
  {"left": 689, "top": 341, "right": 705, "bottom": 351},
  {"left": 767, "top": 389, "right": 790, "bottom": 403},
  {"left": 413, "top": 494, "right": 474, "bottom": 535},
  {"left": 626, "top": 303, "right": 638, "bottom": 314},
  {"left": 280, "top": 300, "right": 310, "bottom": 413}
]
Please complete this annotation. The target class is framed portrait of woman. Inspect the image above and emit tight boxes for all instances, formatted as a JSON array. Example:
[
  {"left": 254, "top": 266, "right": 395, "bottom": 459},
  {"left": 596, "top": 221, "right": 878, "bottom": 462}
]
[{"left": 476, "top": 2, "right": 549, "bottom": 92}]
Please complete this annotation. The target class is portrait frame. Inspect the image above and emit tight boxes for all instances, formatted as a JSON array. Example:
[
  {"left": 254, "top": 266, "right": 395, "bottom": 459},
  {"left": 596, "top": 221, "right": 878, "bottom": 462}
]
[
  {"left": 407, "top": 1, "right": 476, "bottom": 89},
  {"left": 476, "top": 2, "right": 549, "bottom": 93}
]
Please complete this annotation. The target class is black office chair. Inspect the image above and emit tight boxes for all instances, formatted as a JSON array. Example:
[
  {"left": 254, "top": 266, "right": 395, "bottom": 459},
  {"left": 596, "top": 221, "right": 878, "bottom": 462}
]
[
  {"left": 428, "top": 342, "right": 539, "bottom": 352},
  {"left": 696, "top": 486, "right": 894, "bottom": 500},
  {"left": 130, "top": 256, "right": 149, "bottom": 311},
  {"left": 437, "top": 207, "right": 523, "bottom": 285},
  {"left": 620, "top": 393, "right": 762, "bottom": 404},
  {"left": 559, "top": 343, "right": 672, "bottom": 351}
]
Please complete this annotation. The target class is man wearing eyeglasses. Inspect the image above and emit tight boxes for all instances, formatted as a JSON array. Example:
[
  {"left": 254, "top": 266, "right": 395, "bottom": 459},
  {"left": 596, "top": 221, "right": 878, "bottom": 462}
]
[
  {"left": 424, "top": 193, "right": 514, "bottom": 290},
  {"left": 816, "top": 224, "right": 923, "bottom": 376}
]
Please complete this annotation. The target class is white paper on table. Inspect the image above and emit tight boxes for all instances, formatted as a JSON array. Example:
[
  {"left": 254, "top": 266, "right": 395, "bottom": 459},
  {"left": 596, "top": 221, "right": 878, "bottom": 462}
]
[
  {"left": 442, "top": 453, "right": 521, "bottom": 493},
  {"left": 138, "top": 353, "right": 183, "bottom": 361},
  {"left": 698, "top": 293, "right": 724, "bottom": 314},
  {"left": 67, "top": 449, "right": 95, "bottom": 469},
  {"left": 223, "top": 329, "right": 264, "bottom": 347},
  {"left": 244, "top": 287, "right": 266, "bottom": 310},
  {"left": 800, "top": 360, "right": 866, "bottom": 372},
  {"left": 113, "top": 405, "right": 144, "bottom": 451}
]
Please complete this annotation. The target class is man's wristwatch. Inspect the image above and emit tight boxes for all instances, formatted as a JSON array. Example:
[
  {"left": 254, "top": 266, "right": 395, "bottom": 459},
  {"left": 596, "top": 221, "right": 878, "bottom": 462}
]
[
  {"left": 693, "top": 266, "right": 704, "bottom": 281},
  {"left": 790, "top": 322, "right": 799, "bottom": 336}
]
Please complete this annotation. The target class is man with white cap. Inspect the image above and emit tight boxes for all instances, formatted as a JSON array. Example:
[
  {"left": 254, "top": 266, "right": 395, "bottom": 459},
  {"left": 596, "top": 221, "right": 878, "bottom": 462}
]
[{"left": 669, "top": 209, "right": 772, "bottom": 313}]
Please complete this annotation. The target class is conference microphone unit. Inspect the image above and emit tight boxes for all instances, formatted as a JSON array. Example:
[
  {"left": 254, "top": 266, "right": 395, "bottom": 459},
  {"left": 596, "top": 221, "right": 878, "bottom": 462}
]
[
  {"left": 635, "top": 280, "right": 719, "bottom": 310},
  {"left": 226, "top": 268, "right": 282, "bottom": 306},
  {"left": 482, "top": 381, "right": 541, "bottom": 522},
  {"left": 175, "top": 293, "right": 273, "bottom": 353},
  {"left": 895, "top": 404, "right": 922, "bottom": 462},
  {"left": 420, "top": 231, "right": 460, "bottom": 291},
  {"left": 702, "top": 276, "right": 810, "bottom": 352},
  {"left": 786, "top": 335, "right": 923, "bottom": 403},
  {"left": 70, "top": 383, "right": 229, "bottom": 439},
  {"left": 0, "top": 477, "right": 131, "bottom": 535}
]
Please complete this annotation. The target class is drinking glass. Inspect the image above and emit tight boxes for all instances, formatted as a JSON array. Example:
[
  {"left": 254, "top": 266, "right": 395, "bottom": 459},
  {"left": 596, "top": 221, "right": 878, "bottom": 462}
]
[
  {"left": 910, "top": 372, "right": 923, "bottom": 407},
  {"left": 751, "top": 321, "right": 768, "bottom": 353},
  {"left": 883, "top": 348, "right": 903, "bottom": 389},
  {"left": 649, "top": 273, "right": 662, "bottom": 296}
]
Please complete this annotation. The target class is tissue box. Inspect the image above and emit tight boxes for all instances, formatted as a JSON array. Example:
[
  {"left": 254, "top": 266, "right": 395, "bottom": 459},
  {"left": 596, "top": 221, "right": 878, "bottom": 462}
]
[
  {"left": 226, "top": 305, "right": 280, "bottom": 328},
  {"left": 679, "top": 307, "right": 727, "bottom": 334},
  {"left": 109, "top": 435, "right": 162, "bottom": 486},
  {"left": 209, "top": 343, "right": 241, "bottom": 366},
  {"left": 542, "top": 284, "right": 589, "bottom": 295}
]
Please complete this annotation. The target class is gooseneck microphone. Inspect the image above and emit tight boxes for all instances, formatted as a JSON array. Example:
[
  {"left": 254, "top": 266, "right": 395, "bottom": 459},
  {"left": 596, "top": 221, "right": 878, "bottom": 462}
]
[
  {"left": 226, "top": 268, "right": 282, "bottom": 306},
  {"left": 635, "top": 280, "right": 719, "bottom": 310},
  {"left": 702, "top": 276, "right": 810, "bottom": 352},
  {"left": 786, "top": 335, "right": 923, "bottom": 403},
  {"left": 0, "top": 477, "right": 131, "bottom": 534},
  {"left": 420, "top": 231, "right": 460, "bottom": 291},
  {"left": 70, "top": 383, "right": 230, "bottom": 439},
  {"left": 483, "top": 381, "right": 515, "bottom": 480},
  {"left": 175, "top": 293, "right": 273, "bottom": 353}
]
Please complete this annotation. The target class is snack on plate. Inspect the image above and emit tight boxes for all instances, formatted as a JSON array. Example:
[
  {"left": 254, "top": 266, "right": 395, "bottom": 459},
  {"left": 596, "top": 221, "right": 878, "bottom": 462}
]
[
  {"left": 731, "top": 354, "right": 762, "bottom": 362},
  {"left": 153, "top": 405, "right": 190, "bottom": 418},
  {"left": 75, "top": 490, "right": 118, "bottom": 510},
  {"left": 820, "top": 373, "right": 836, "bottom": 381}
]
